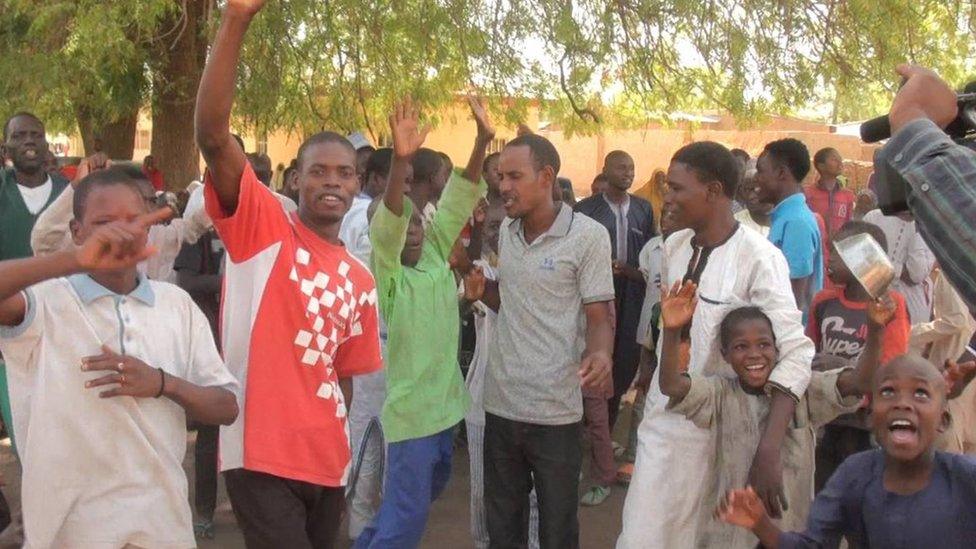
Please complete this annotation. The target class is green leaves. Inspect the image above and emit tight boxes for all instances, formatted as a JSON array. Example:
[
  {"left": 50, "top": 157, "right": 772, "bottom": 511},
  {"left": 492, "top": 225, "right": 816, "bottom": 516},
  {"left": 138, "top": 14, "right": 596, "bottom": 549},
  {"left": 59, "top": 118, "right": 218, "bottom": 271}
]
[{"left": 2, "top": 0, "right": 974, "bottom": 140}]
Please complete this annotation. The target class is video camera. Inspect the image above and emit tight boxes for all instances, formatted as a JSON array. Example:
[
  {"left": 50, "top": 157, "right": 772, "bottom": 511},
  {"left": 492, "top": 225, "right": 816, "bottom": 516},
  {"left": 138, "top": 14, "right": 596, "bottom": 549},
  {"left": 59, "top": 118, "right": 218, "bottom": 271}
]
[{"left": 860, "top": 87, "right": 976, "bottom": 215}]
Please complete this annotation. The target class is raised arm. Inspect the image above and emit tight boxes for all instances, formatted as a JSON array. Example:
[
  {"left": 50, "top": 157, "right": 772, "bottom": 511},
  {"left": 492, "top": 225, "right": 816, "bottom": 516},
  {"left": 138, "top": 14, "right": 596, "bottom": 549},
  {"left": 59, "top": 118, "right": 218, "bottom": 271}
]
[
  {"left": 30, "top": 184, "right": 75, "bottom": 255},
  {"left": 836, "top": 296, "right": 895, "bottom": 397},
  {"left": 463, "top": 97, "right": 495, "bottom": 184},
  {"left": 0, "top": 208, "right": 172, "bottom": 326},
  {"left": 194, "top": 0, "right": 265, "bottom": 213},
  {"left": 658, "top": 281, "right": 697, "bottom": 402},
  {"left": 384, "top": 98, "right": 430, "bottom": 216},
  {"left": 30, "top": 153, "right": 110, "bottom": 255}
]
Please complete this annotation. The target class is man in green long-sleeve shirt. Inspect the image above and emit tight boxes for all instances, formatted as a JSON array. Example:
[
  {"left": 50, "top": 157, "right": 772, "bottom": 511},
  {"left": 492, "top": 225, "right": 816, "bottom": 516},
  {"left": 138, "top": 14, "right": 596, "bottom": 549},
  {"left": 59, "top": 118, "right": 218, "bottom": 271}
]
[{"left": 355, "top": 97, "right": 492, "bottom": 548}]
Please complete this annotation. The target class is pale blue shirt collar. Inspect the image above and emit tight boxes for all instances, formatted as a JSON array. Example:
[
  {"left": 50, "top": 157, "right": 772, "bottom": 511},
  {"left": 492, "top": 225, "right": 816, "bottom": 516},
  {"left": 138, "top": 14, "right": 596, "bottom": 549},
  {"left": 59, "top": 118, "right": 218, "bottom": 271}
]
[{"left": 67, "top": 273, "right": 155, "bottom": 306}]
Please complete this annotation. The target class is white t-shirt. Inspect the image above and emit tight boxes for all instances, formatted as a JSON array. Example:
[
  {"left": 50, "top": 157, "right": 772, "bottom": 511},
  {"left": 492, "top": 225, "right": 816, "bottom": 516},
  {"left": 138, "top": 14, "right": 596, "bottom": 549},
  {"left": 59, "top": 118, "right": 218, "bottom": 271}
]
[
  {"left": 0, "top": 275, "right": 238, "bottom": 548},
  {"left": 338, "top": 194, "right": 374, "bottom": 267},
  {"left": 636, "top": 236, "right": 663, "bottom": 348},
  {"left": 17, "top": 177, "right": 53, "bottom": 214}
]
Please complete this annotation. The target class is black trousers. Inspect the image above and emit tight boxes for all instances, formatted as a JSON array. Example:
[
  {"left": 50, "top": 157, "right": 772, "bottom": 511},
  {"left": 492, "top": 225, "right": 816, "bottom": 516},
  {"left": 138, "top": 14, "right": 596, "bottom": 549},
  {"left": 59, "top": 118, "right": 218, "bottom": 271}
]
[
  {"left": 194, "top": 424, "right": 219, "bottom": 520},
  {"left": 225, "top": 468, "right": 345, "bottom": 549},
  {"left": 484, "top": 413, "right": 581, "bottom": 549}
]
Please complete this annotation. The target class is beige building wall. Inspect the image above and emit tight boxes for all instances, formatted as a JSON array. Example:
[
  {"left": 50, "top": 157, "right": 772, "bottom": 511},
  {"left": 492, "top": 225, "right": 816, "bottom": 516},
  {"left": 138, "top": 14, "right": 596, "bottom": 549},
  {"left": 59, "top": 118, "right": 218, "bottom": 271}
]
[{"left": 74, "top": 102, "right": 877, "bottom": 194}]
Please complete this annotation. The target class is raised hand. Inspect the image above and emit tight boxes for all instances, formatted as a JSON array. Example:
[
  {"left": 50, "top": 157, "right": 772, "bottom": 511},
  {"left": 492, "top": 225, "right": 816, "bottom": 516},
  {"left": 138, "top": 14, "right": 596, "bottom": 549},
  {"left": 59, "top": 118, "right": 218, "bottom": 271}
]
[
  {"left": 472, "top": 198, "right": 488, "bottom": 225},
  {"left": 866, "top": 293, "right": 897, "bottom": 328},
  {"left": 74, "top": 207, "right": 173, "bottom": 272},
  {"left": 660, "top": 280, "right": 698, "bottom": 330},
  {"left": 468, "top": 96, "right": 495, "bottom": 143},
  {"left": 389, "top": 98, "right": 430, "bottom": 160},
  {"left": 944, "top": 360, "right": 976, "bottom": 399},
  {"left": 226, "top": 0, "right": 267, "bottom": 17},
  {"left": 72, "top": 152, "right": 112, "bottom": 187},
  {"left": 716, "top": 487, "right": 767, "bottom": 529},
  {"left": 464, "top": 265, "right": 486, "bottom": 302},
  {"left": 82, "top": 344, "right": 165, "bottom": 399}
]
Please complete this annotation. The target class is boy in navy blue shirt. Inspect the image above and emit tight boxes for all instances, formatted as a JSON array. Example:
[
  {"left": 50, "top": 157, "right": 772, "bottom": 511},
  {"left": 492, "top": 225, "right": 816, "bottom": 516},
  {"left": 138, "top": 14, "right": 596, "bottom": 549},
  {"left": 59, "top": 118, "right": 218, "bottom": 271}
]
[{"left": 718, "top": 354, "right": 976, "bottom": 548}]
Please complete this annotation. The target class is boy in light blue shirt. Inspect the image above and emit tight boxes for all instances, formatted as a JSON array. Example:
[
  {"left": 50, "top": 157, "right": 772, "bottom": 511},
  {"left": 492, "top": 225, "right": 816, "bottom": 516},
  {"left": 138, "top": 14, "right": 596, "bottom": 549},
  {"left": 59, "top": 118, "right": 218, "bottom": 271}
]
[{"left": 755, "top": 138, "right": 824, "bottom": 323}]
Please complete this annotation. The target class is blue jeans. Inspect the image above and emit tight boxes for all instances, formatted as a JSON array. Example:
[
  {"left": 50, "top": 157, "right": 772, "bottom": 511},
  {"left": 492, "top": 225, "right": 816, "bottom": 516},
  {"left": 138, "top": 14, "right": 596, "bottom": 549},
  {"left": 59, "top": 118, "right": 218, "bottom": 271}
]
[{"left": 355, "top": 427, "right": 454, "bottom": 549}]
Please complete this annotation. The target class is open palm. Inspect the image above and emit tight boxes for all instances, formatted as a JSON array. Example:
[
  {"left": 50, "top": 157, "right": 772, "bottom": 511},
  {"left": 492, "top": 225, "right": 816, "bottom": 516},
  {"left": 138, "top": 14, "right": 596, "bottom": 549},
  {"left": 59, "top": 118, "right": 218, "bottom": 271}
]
[
  {"left": 717, "top": 488, "right": 765, "bottom": 529},
  {"left": 389, "top": 98, "right": 430, "bottom": 159},
  {"left": 468, "top": 96, "right": 495, "bottom": 141},
  {"left": 661, "top": 280, "right": 698, "bottom": 330}
]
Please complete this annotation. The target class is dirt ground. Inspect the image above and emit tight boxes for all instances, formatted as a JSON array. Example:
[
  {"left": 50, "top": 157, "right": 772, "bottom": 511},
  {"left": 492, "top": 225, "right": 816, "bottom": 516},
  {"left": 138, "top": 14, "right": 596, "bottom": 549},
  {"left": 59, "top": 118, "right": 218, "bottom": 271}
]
[{"left": 1, "top": 401, "right": 638, "bottom": 549}]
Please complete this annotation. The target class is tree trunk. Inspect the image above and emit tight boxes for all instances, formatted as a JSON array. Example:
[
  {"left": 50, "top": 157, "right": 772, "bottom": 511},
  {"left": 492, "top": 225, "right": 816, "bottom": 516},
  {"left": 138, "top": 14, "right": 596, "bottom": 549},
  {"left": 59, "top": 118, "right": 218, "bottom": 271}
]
[
  {"left": 149, "top": 0, "right": 211, "bottom": 191},
  {"left": 76, "top": 105, "right": 139, "bottom": 160}
]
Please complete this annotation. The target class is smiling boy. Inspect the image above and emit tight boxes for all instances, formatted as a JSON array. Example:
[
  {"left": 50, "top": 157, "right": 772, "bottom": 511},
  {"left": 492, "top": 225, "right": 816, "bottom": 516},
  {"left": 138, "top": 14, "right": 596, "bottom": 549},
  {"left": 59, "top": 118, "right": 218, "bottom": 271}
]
[
  {"left": 719, "top": 355, "right": 976, "bottom": 548},
  {"left": 658, "top": 281, "right": 892, "bottom": 548},
  {"left": 195, "top": 1, "right": 383, "bottom": 546}
]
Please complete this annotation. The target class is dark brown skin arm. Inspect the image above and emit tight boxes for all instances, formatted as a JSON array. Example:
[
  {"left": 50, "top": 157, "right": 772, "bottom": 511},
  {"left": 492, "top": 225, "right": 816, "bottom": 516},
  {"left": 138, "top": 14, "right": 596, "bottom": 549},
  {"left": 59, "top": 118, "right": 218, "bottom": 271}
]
[
  {"left": 0, "top": 251, "right": 80, "bottom": 326},
  {"left": 163, "top": 375, "right": 239, "bottom": 425},
  {"left": 836, "top": 324, "right": 883, "bottom": 397},
  {"left": 748, "top": 388, "right": 796, "bottom": 518},
  {"left": 339, "top": 377, "right": 353, "bottom": 410},
  {"left": 659, "top": 328, "right": 691, "bottom": 402},
  {"left": 790, "top": 277, "right": 810, "bottom": 311},
  {"left": 194, "top": 4, "right": 256, "bottom": 214}
]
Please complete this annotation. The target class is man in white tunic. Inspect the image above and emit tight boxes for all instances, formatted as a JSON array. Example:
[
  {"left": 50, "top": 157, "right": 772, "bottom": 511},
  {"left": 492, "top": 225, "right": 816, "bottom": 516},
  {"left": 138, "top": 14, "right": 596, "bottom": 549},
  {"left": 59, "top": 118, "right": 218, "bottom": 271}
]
[{"left": 618, "top": 142, "right": 813, "bottom": 548}]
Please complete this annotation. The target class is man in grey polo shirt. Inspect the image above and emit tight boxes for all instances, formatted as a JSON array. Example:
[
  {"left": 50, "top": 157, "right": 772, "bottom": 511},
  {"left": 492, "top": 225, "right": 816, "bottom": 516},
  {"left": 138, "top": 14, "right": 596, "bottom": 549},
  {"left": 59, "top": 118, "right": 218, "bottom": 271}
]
[{"left": 474, "top": 134, "right": 615, "bottom": 548}]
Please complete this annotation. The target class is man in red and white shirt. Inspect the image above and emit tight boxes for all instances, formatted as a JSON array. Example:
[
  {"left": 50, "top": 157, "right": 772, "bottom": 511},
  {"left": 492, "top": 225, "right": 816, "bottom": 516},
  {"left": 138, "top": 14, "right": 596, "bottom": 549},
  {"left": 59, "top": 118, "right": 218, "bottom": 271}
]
[{"left": 195, "top": 0, "right": 382, "bottom": 546}]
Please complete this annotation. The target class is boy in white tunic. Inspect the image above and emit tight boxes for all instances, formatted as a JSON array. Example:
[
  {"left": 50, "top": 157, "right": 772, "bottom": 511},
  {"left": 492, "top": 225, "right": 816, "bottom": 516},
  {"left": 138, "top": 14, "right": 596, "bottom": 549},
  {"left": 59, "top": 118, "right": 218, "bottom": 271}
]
[
  {"left": 618, "top": 142, "right": 814, "bottom": 548},
  {"left": 0, "top": 167, "right": 239, "bottom": 548},
  {"left": 658, "top": 281, "right": 892, "bottom": 547}
]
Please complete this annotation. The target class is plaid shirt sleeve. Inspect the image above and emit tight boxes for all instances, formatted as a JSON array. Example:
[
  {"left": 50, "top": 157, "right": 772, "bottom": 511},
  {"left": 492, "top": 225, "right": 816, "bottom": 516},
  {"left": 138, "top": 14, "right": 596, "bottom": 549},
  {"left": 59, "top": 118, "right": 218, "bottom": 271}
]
[{"left": 881, "top": 118, "right": 976, "bottom": 314}]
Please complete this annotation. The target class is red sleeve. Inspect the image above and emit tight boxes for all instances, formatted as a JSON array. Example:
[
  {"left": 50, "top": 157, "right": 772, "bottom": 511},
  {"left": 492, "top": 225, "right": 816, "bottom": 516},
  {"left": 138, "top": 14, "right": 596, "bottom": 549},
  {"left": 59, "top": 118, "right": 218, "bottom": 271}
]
[
  {"left": 204, "top": 163, "right": 292, "bottom": 263},
  {"left": 803, "top": 186, "right": 816, "bottom": 208},
  {"left": 332, "top": 281, "right": 383, "bottom": 378},
  {"left": 880, "top": 290, "right": 911, "bottom": 364}
]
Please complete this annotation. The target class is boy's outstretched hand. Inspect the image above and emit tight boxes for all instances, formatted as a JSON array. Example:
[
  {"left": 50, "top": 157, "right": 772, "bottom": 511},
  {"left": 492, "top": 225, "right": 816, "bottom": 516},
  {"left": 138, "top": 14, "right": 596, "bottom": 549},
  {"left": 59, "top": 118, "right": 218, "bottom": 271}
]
[
  {"left": 866, "top": 293, "right": 897, "bottom": 328},
  {"left": 74, "top": 208, "right": 172, "bottom": 272},
  {"left": 661, "top": 280, "right": 698, "bottom": 330},
  {"left": 389, "top": 98, "right": 430, "bottom": 160},
  {"left": 717, "top": 487, "right": 766, "bottom": 529}
]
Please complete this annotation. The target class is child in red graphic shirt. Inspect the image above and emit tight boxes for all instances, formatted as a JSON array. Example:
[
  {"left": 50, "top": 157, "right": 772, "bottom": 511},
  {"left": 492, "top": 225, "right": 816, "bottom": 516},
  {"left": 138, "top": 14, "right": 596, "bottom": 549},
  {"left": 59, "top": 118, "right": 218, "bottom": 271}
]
[{"left": 808, "top": 220, "right": 910, "bottom": 491}]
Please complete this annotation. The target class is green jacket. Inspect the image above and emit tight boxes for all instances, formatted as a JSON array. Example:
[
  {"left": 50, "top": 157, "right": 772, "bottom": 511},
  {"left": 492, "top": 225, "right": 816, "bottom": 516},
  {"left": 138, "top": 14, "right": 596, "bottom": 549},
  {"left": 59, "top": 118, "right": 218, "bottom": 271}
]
[{"left": 0, "top": 168, "right": 69, "bottom": 261}]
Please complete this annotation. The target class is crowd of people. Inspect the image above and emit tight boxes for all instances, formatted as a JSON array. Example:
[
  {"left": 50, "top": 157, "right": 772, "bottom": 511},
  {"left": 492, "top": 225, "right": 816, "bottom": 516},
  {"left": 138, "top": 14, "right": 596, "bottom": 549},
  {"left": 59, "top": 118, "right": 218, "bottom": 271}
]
[{"left": 1, "top": 1, "right": 976, "bottom": 548}]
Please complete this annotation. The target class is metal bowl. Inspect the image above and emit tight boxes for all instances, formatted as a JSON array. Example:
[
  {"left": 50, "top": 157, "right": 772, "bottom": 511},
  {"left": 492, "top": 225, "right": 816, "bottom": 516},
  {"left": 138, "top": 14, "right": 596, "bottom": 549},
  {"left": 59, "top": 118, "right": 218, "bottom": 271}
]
[{"left": 833, "top": 233, "right": 895, "bottom": 299}]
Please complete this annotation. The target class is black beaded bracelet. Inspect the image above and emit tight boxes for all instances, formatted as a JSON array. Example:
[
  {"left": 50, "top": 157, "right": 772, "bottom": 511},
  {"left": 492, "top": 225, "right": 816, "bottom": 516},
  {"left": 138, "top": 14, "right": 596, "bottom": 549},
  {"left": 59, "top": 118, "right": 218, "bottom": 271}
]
[{"left": 155, "top": 369, "right": 166, "bottom": 398}]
